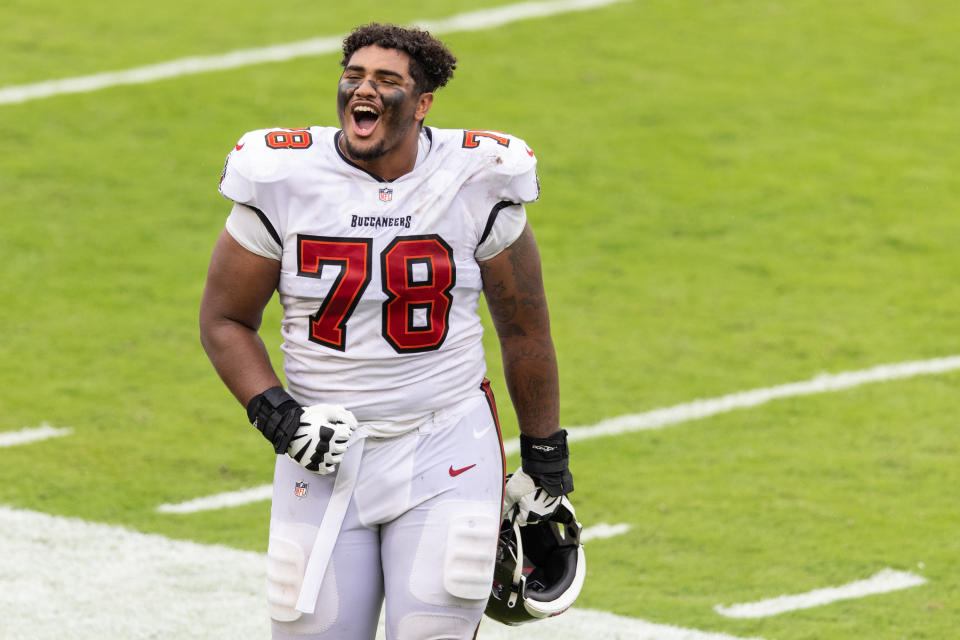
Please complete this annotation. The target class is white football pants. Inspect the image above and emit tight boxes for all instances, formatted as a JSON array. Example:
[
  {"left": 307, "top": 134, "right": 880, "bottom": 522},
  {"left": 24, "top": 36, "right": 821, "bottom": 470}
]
[{"left": 268, "top": 389, "right": 505, "bottom": 640}]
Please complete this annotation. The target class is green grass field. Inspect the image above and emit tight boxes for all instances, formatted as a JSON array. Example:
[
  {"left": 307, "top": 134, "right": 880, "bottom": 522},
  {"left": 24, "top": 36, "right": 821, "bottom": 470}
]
[{"left": 2, "top": 1, "right": 959, "bottom": 638}]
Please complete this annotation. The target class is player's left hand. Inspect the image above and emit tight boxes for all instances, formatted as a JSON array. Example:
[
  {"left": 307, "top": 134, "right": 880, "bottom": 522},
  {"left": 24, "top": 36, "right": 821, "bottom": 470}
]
[
  {"left": 287, "top": 403, "right": 358, "bottom": 474},
  {"left": 503, "top": 468, "right": 563, "bottom": 525},
  {"left": 503, "top": 429, "right": 574, "bottom": 525}
]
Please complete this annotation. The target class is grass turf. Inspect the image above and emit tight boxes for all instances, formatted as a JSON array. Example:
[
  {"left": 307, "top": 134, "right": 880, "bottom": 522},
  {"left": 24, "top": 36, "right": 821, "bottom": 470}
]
[{"left": 1, "top": 1, "right": 958, "bottom": 637}]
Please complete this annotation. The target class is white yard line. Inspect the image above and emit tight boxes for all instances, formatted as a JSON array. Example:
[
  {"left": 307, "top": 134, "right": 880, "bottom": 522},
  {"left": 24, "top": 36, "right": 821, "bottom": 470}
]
[
  {"left": 556, "top": 355, "right": 960, "bottom": 450},
  {"left": 581, "top": 522, "right": 631, "bottom": 542},
  {"left": 714, "top": 569, "right": 928, "bottom": 619},
  {"left": 0, "top": 424, "right": 72, "bottom": 448},
  {"left": 0, "top": 0, "right": 625, "bottom": 106},
  {"left": 156, "top": 484, "right": 273, "bottom": 514},
  {"left": 0, "top": 506, "right": 764, "bottom": 640},
  {"left": 158, "top": 354, "right": 960, "bottom": 513}
]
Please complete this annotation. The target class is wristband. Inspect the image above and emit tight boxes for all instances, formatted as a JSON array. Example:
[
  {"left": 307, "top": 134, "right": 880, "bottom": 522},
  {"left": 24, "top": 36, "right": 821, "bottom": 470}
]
[
  {"left": 519, "top": 430, "right": 574, "bottom": 497},
  {"left": 245, "top": 386, "right": 302, "bottom": 454}
]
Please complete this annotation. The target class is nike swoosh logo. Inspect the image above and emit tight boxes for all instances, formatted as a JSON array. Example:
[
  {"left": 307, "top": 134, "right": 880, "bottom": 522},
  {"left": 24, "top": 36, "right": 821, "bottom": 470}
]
[
  {"left": 525, "top": 147, "right": 535, "bottom": 157},
  {"left": 449, "top": 464, "right": 476, "bottom": 477},
  {"left": 235, "top": 142, "right": 245, "bottom": 151},
  {"left": 473, "top": 424, "right": 492, "bottom": 439}
]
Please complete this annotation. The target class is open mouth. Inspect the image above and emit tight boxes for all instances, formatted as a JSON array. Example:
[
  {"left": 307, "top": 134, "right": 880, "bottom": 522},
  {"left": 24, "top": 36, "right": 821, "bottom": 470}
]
[{"left": 352, "top": 104, "right": 381, "bottom": 137}]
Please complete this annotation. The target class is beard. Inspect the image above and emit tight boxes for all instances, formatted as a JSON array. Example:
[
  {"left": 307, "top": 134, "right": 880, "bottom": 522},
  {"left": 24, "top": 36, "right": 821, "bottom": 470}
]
[{"left": 342, "top": 136, "right": 387, "bottom": 161}]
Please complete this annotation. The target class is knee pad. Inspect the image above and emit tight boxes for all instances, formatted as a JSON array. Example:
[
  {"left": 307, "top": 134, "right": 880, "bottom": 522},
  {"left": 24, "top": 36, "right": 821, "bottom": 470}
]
[
  {"left": 266, "top": 535, "right": 306, "bottom": 622},
  {"left": 443, "top": 512, "right": 499, "bottom": 600}
]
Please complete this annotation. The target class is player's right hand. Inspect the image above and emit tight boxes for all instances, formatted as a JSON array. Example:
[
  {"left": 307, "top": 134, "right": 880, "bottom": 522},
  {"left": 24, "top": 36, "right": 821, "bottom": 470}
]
[{"left": 287, "top": 404, "right": 358, "bottom": 475}]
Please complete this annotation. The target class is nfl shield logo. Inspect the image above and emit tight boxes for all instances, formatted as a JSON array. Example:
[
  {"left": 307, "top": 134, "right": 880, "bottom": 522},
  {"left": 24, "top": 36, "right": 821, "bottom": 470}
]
[
  {"left": 294, "top": 481, "right": 308, "bottom": 499},
  {"left": 379, "top": 187, "right": 393, "bottom": 202}
]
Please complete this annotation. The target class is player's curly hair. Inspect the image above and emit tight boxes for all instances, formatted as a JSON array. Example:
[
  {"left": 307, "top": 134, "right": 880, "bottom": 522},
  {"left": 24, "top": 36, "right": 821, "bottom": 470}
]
[{"left": 341, "top": 23, "right": 457, "bottom": 94}]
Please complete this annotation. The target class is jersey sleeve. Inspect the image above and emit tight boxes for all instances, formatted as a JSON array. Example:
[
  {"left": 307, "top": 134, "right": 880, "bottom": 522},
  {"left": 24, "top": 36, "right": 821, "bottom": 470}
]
[
  {"left": 475, "top": 203, "right": 526, "bottom": 261},
  {"left": 218, "top": 131, "right": 259, "bottom": 205},
  {"left": 225, "top": 203, "right": 283, "bottom": 260},
  {"left": 466, "top": 131, "right": 539, "bottom": 260},
  {"left": 217, "top": 129, "right": 295, "bottom": 245}
]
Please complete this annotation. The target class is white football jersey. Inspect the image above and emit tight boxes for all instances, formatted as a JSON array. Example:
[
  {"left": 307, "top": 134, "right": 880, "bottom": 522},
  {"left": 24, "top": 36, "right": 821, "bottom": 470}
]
[{"left": 218, "top": 126, "right": 539, "bottom": 435}]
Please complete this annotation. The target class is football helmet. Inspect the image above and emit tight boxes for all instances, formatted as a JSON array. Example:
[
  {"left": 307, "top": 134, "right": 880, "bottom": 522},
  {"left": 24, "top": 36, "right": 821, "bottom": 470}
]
[{"left": 485, "top": 494, "right": 585, "bottom": 625}]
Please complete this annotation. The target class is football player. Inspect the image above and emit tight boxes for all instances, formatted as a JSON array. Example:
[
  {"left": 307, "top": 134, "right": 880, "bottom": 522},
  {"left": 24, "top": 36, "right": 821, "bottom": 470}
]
[{"left": 199, "top": 23, "right": 574, "bottom": 639}]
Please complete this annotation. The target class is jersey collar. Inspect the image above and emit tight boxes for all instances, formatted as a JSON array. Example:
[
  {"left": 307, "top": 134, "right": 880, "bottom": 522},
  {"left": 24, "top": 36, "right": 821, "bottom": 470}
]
[{"left": 333, "top": 127, "right": 433, "bottom": 183}]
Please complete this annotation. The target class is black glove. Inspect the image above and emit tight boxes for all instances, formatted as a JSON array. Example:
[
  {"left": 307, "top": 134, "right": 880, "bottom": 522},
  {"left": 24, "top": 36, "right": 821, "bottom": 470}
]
[{"left": 246, "top": 386, "right": 304, "bottom": 454}]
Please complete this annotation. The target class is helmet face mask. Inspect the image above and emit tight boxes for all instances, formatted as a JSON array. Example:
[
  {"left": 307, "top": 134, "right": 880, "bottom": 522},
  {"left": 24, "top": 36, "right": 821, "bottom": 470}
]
[{"left": 485, "top": 496, "right": 586, "bottom": 625}]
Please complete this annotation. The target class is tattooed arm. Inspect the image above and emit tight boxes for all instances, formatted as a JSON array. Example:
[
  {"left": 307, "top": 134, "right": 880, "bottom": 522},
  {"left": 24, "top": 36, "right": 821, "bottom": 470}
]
[{"left": 479, "top": 222, "right": 560, "bottom": 439}]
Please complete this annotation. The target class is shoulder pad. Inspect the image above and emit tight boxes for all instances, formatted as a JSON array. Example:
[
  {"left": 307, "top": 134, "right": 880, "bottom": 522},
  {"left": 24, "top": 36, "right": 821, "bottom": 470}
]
[
  {"left": 459, "top": 129, "right": 536, "bottom": 172},
  {"left": 219, "top": 127, "right": 317, "bottom": 204},
  {"left": 228, "top": 128, "right": 309, "bottom": 182},
  {"left": 456, "top": 129, "right": 540, "bottom": 203},
  {"left": 220, "top": 127, "right": 315, "bottom": 202}
]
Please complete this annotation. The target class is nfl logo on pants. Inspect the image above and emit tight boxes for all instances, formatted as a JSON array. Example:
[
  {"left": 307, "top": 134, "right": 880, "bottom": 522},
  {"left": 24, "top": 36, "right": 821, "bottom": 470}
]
[
  {"left": 294, "top": 481, "right": 308, "bottom": 498},
  {"left": 379, "top": 187, "right": 393, "bottom": 202}
]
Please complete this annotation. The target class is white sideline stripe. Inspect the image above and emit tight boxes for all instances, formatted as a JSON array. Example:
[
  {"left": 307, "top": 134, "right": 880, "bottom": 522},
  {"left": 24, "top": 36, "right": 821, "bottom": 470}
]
[
  {"left": 156, "top": 484, "right": 273, "bottom": 513},
  {"left": 0, "top": 424, "right": 72, "bottom": 448},
  {"left": 157, "top": 354, "right": 960, "bottom": 513},
  {"left": 581, "top": 522, "right": 631, "bottom": 542},
  {"left": 0, "top": 0, "right": 625, "bottom": 106},
  {"left": 0, "top": 505, "right": 765, "bottom": 640},
  {"left": 0, "top": 505, "right": 269, "bottom": 640},
  {"left": 714, "top": 569, "right": 928, "bottom": 619}
]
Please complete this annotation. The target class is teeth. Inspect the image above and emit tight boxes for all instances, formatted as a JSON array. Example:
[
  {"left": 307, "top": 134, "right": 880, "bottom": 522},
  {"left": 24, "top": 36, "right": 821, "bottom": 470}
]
[{"left": 353, "top": 105, "right": 378, "bottom": 115}]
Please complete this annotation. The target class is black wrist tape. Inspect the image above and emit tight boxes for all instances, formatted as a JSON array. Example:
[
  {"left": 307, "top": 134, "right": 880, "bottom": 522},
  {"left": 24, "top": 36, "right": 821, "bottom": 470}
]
[
  {"left": 246, "top": 386, "right": 302, "bottom": 454},
  {"left": 520, "top": 430, "right": 574, "bottom": 497}
]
